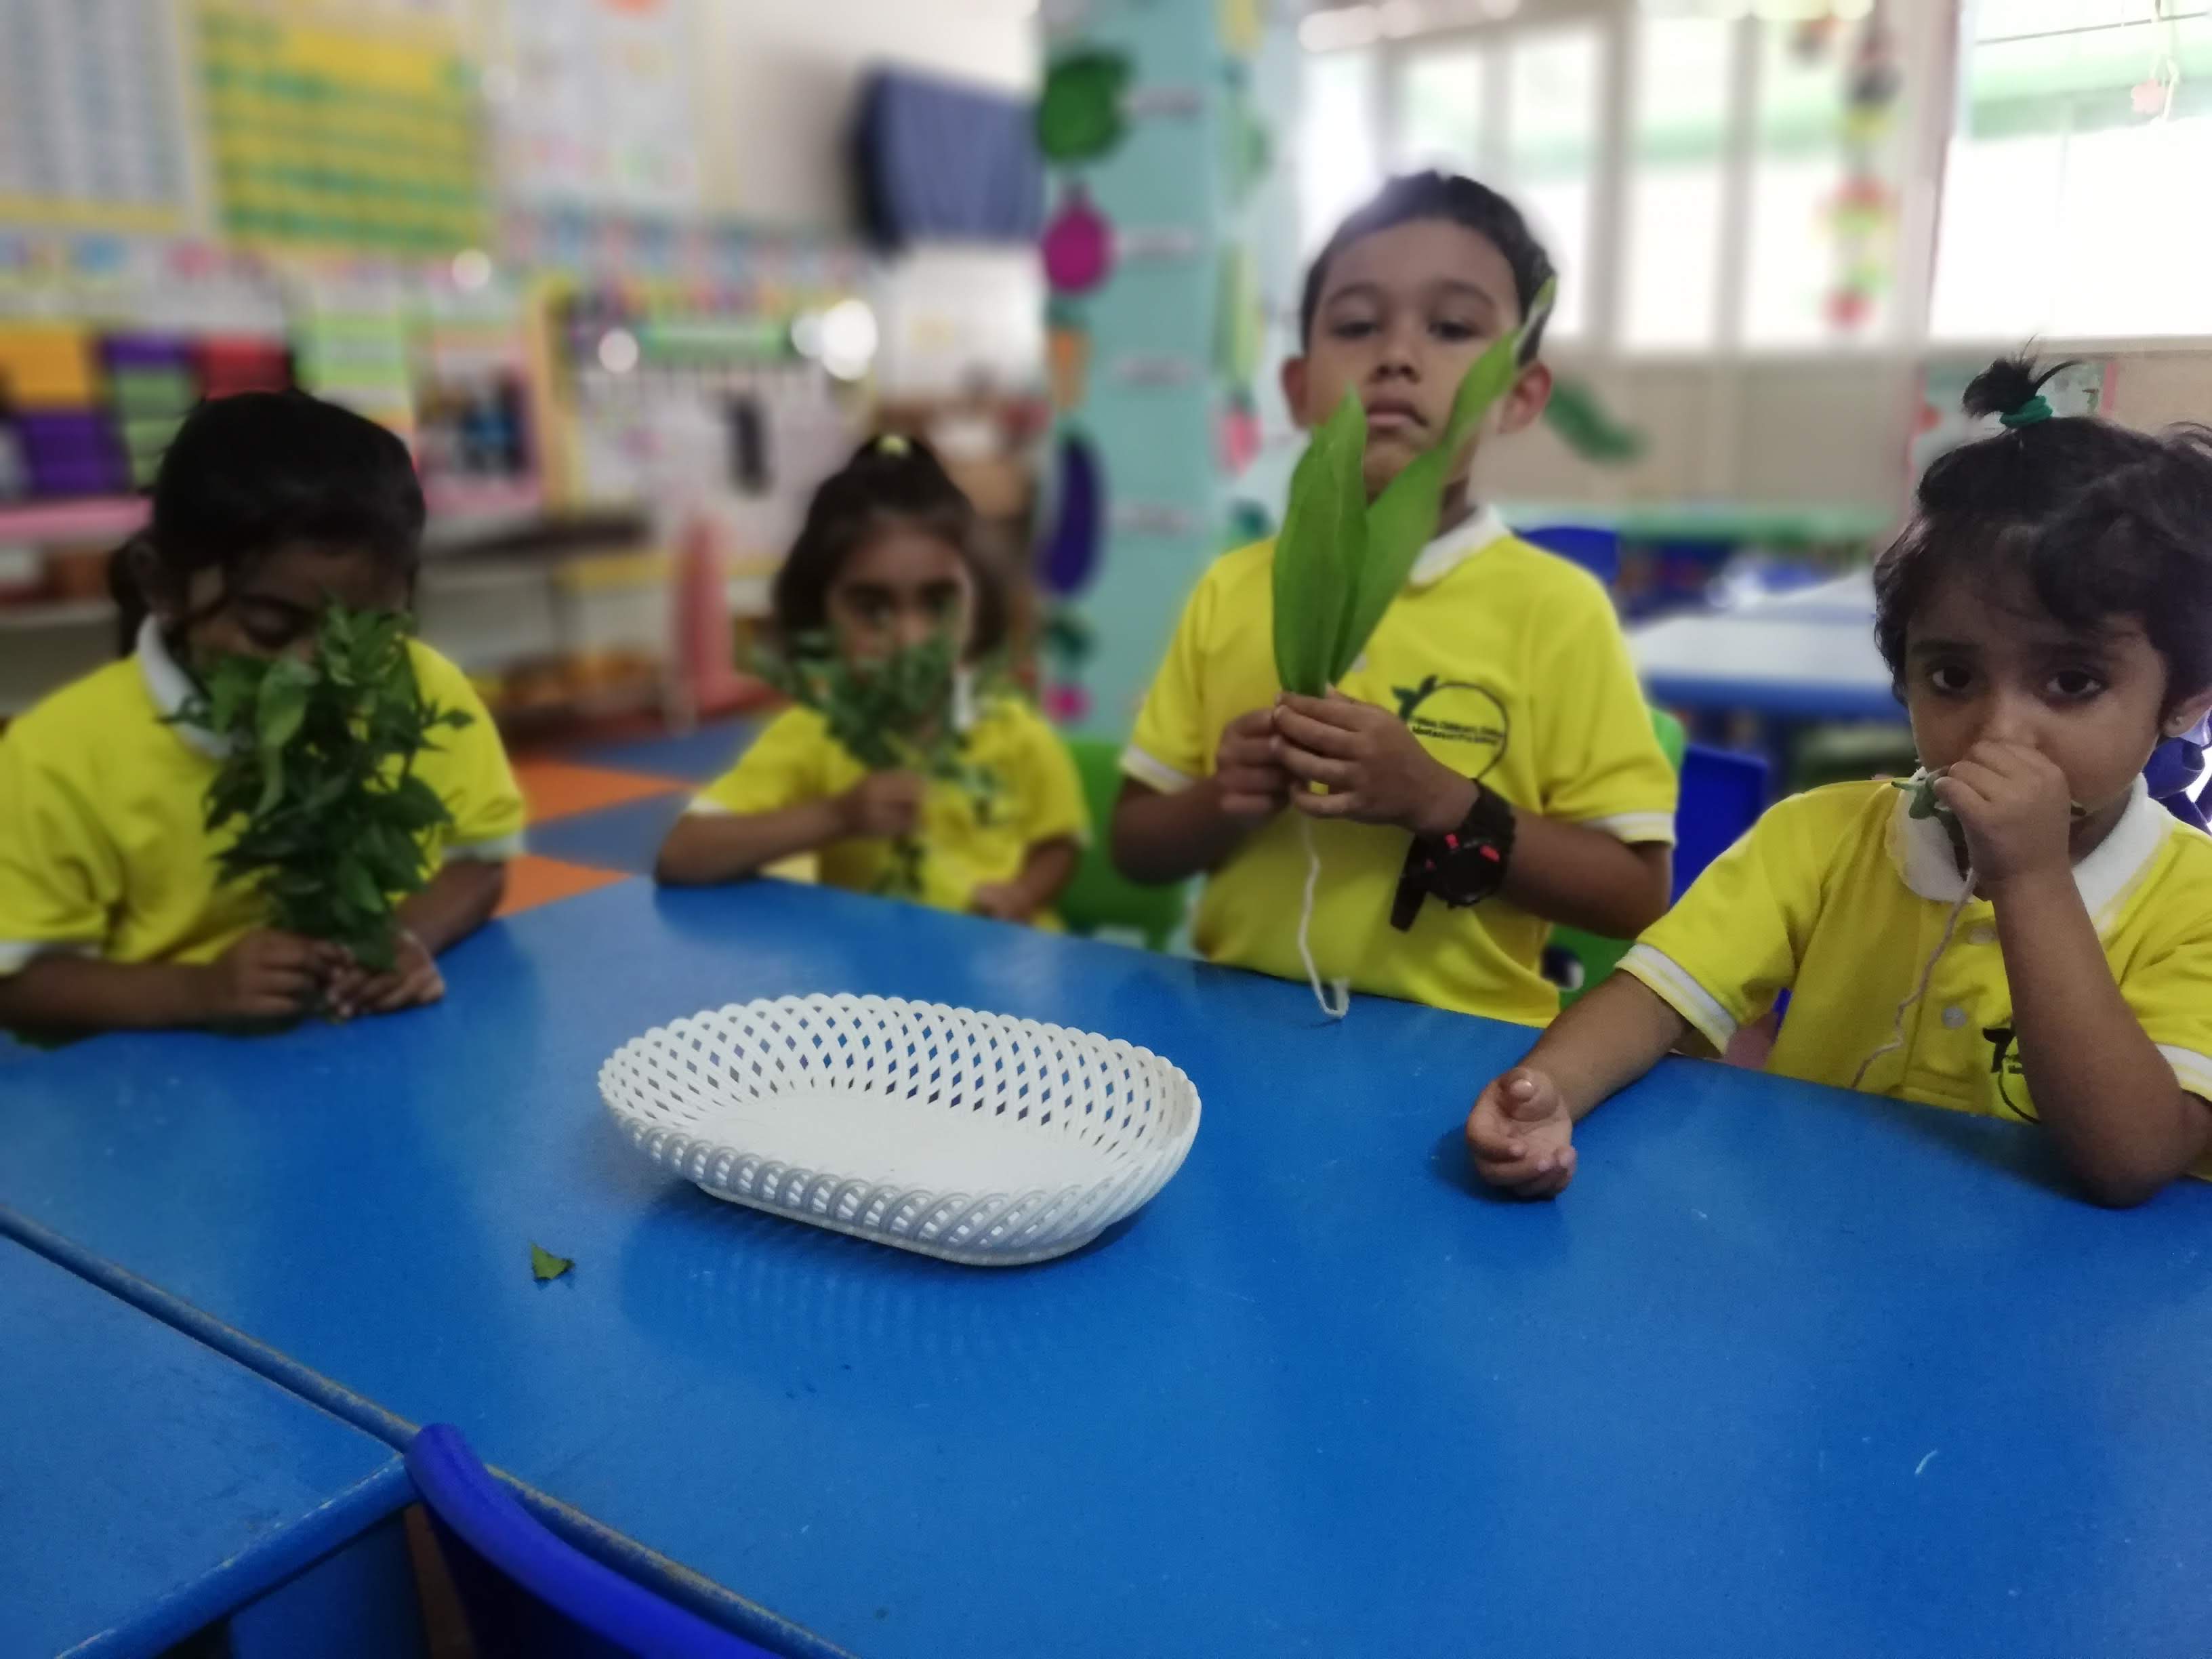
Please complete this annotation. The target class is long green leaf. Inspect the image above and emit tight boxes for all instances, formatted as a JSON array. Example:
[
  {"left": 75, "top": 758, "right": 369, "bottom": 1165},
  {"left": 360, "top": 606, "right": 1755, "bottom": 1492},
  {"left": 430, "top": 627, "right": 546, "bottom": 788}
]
[
  {"left": 1335, "top": 278, "right": 1555, "bottom": 681},
  {"left": 1271, "top": 388, "right": 1367, "bottom": 696}
]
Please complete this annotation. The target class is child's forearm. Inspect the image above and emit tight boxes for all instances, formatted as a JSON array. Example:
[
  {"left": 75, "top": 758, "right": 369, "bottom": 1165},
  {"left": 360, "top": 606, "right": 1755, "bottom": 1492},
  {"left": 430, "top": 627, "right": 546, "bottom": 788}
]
[
  {"left": 1996, "top": 870, "right": 2212, "bottom": 1205},
  {"left": 1015, "top": 836, "right": 1082, "bottom": 914},
  {"left": 0, "top": 956, "right": 215, "bottom": 1033},
  {"left": 400, "top": 859, "right": 505, "bottom": 954},
  {"left": 656, "top": 801, "right": 848, "bottom": 886},
  {"left": 1400, "top": 771, "right": 1671, "bottom": 938},
  {"left": 1497, "top": 813, "right": 1672, "bottom": 939},
  {"left": 1110, "top": 779, "right": 1254, "bottom": 884},
  {"left": 1522, "top": 971, "right": 1693, "bottom": 1118}
]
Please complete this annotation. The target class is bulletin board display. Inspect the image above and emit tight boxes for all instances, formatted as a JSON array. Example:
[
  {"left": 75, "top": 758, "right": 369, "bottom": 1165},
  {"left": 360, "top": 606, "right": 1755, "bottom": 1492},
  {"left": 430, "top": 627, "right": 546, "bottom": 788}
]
[
  {"left": 0, "top": 0, "right": 192, "bottom": 234},
  {"left": 496, "top": 0, "right": 704, "bottom": 218},
  {"left": 196, "top": 0, "right": 491, "bottom": 257}
]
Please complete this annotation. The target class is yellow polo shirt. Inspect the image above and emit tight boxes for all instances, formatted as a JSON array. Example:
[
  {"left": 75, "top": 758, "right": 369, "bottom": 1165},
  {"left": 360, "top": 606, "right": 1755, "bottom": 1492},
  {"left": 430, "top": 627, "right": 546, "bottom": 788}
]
[
  {"left": 1622, "top": 778, "right": 2212, "bottom": 1179},
  {"left": 689, "top": 693, "right": 1086, "bottom": 918},
  {"left": 1124, "top": 510, "right": 1677, "bottom": 1023},
  {"left": 0, "top": 622, "right": 525, "bottom": 975}
]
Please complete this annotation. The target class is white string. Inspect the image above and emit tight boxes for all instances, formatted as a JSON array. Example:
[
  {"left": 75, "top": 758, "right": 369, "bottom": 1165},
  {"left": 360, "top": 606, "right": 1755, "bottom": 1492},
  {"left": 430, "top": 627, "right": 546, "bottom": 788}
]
[
  {"left": 1294, "top": 816, "right": 1351, "bottom": 1021},
  {"left": 1849, "top": 863, "right": 1976, "bottom": 1092}
]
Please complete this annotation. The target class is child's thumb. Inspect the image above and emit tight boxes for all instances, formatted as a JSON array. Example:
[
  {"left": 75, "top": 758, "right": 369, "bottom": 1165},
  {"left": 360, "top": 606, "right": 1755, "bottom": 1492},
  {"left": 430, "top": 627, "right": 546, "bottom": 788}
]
[{"left": 1500, "top": 1069, "right": 1555, "bottom": 1120}]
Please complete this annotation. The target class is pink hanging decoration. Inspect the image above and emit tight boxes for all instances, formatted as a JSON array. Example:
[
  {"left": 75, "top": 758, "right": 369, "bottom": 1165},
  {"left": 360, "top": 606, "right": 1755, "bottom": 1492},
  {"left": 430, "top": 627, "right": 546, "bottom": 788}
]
[{"left": 1043, "top": 185, "right": 1115, "bottom": 295}]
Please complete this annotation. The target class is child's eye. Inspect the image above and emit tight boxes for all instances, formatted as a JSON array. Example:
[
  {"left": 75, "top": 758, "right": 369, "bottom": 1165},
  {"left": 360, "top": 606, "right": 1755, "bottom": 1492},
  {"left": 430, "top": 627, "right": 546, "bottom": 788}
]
[
  {"left": 2046, "top": 668, "right": 2105, "bottom": 700},
  {"left": 1431, "top": 319, "right": 1477, "bottom": 343},
  {"left": 1329, "top": 318, "right": 1377, "bottom": 340},
  {"left": 1927, "top": 663, "right": 1973, "bottom": 695}
]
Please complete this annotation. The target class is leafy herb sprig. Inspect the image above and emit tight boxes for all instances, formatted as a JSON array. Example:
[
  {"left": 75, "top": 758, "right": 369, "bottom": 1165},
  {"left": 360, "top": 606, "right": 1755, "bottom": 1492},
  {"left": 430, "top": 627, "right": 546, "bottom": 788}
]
[
  {"left": 175, "top": 605, "right": 469, "bottom": 972},
  {"left": 756, "top": 631, "right": 999, "bottom": 897}
]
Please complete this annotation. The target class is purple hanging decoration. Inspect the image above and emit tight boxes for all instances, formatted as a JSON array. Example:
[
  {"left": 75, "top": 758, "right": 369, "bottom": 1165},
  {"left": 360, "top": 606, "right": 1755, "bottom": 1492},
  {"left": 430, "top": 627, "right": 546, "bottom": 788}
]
[{"left": 1038, "top": 432, "right": 1104, "bottom": 597}]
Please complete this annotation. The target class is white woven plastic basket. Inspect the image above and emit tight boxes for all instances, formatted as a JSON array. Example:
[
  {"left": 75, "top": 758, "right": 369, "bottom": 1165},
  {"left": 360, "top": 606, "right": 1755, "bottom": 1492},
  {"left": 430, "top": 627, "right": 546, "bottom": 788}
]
[{"left": 598, "top": 994, "right": 1202, "bottom": 1266}]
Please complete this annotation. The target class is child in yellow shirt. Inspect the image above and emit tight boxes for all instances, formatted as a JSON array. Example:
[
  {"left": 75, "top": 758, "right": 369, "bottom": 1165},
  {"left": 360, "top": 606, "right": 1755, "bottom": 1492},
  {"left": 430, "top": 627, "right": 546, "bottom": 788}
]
[
  {"left": 657, "top": 436, "right": 1086, "bottom": 924},
  {"left": 1112, "top": 172, "right": 1677, "bottom": 1020},
  {"left": 1469, "top": 356, "right": 2212, "bottom": 1206},
  {"left": 0, "top": 392, "right": 525, "bottom": 1033}
]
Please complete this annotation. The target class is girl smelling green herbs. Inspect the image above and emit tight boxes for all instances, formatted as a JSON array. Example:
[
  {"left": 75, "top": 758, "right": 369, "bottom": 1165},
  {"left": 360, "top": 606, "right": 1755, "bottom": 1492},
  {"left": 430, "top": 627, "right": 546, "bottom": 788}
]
[
  {"left": 0, "top": 393, "right": 526, "bottom": 1036},
  {"left": 657, "top": 437, "right": 1086, "bottom": 927}
]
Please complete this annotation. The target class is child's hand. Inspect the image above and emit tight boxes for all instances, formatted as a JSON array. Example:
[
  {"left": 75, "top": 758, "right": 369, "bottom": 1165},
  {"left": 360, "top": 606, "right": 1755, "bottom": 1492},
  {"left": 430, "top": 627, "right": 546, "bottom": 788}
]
[
  {"left": 202, "top": 930, "right": 344, "bottom": 1024},
  {"left": 839, "top": 771, "right": 926, "bottom": 840},
  {"left": 1465, "top": 1067, "right": 1578, "bottom": 1198},
  {"left": 1273, "top": 690, "right": 1473, "bottom": 836},
  {"left": 967, "top": 882, "right": 1033, "bottom": 923},
  {"left": 1934, "top": 739, "right": 2074, "bottom": 892},
  {"left": 327, "top": 930, "right": 445, "bottom": 1019},
  {"left": 1214, "top": 709, "right": 1292, "bottom": 827}
]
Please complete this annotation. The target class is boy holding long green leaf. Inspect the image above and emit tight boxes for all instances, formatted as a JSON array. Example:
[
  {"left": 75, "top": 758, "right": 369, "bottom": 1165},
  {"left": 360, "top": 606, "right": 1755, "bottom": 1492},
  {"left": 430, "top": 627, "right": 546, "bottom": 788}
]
[{"left": 1113, "top": 173, "right": 1677, "bottom": 1022}]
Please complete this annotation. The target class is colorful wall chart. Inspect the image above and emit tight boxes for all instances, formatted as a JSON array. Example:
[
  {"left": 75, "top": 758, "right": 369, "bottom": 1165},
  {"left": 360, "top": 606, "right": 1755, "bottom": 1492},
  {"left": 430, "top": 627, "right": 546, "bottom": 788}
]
[
  {"left": 0, "top": 0, "right": 190, "bottom": 234},
  {"left": 496, "top": 0, "right": 703, "bottom": 218},
  {"left": 197, "top": 0, "right": 490, "bottom": 256}
]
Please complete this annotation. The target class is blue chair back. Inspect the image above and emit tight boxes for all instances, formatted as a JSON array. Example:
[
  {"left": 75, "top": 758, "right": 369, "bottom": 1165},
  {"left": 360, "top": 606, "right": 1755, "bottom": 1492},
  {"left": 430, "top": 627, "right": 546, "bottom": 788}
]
[
  {"left": 405, "top": 1425, "right": 781, "bottom": 1659},
  {"left": 1674, "top": 743, "right": 1768, "bottom": 900},
  {"left": 1520, "top": 524, "right": 1622, "bottom": 588}
]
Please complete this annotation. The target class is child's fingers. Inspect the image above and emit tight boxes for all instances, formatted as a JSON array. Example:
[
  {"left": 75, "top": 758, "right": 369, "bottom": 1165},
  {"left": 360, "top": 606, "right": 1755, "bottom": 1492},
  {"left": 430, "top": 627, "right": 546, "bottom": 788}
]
[
  {"left": 1289, "top": 787, "right": 1361, "bottom": 820},
  {"left": 1512, "top": 1153, "right": 1576, "bottom": 1200},
  {"left": 1275, "top": 743, "right": 1356, "bottom": 788},
  {"left": 1278, "top": 691, "right": 1365, "bottom": 730},
  {"left": 1465, "top": 1106, "right": 1525, "bottom": 1162},
  {"left": 1272, "top": 705, "right": 1364, "bottom": 758}
]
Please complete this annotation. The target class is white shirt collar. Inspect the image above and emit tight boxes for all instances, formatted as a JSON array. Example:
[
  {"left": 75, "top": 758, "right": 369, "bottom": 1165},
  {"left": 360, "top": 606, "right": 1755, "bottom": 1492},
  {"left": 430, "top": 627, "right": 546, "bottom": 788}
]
[
  {"left": 1888, "top": 773, "right": 2172, "bottom": 930},
  {"left": 136, "top": 616, "right": 230, "bottom": 759},
  {"left": 1406, "top": 505, "right": 1513, "bottom": 589}
]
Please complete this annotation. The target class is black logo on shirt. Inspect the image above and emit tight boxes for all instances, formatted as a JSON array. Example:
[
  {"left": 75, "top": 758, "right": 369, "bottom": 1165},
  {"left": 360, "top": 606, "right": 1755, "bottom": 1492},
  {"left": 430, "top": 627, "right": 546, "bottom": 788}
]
[
  {"left": 1392, "top": 675, "right": 1509, "bottom": 780},
  {"left": 1984, "top": 1023, "right": 2037, "bottom": 1122}
]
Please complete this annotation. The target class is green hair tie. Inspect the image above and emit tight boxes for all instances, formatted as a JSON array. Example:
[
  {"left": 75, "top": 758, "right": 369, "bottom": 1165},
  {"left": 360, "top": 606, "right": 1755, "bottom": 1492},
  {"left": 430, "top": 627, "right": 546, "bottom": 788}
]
[
  {"left": 876, "top": 433, "right": 911, "bottom": 456},
  {"left": 1999, "top": 395, "right": 2053, "bottom": 428}
]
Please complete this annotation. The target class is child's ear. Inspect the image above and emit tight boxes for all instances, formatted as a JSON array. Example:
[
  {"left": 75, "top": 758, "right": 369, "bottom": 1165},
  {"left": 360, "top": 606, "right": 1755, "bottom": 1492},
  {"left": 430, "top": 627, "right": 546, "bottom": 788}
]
[
  {"left": 121, "top": 539, "right": 181, "bottom": 622},
  {"left": 2163, "top": 687, "right": 2212, "bottom": 741},
  {"left": 1279, "top": 355, "right": 1312, "bottom": 434},
  {"left": 1496, "top": 360, "right": 1553, "bottom": 438}
]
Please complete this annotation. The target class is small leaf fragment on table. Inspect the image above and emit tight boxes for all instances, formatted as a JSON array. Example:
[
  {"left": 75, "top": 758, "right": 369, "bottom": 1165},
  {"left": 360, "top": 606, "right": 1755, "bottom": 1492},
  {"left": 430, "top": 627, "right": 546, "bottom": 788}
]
[{"left": 530, "top": 1243, "right": 573, "bottom": 1283}]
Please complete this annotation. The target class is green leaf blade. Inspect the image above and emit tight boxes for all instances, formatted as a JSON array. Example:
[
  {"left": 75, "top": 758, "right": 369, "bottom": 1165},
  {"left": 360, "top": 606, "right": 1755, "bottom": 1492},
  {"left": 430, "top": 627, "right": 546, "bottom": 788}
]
[
  {"left": 1273, "top": 388, "right": 1367, "bottom": 697},
  {"left": 529, "top": 1243, "right": 573, "bottom": 1283}
]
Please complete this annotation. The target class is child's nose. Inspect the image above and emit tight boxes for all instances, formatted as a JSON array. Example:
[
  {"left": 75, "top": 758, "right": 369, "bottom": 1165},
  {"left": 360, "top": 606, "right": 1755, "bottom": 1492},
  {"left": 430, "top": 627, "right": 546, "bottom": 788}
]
[
  {"left": 1980, "top": 690, "right": 2039, "bottom": 746},
  {"left": 893, "top": 609, "right": 935, "bottom": 651}
]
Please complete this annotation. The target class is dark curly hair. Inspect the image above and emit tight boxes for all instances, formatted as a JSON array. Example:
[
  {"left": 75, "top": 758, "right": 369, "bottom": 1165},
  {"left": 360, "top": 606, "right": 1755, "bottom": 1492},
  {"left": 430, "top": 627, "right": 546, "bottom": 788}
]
[
  {"left": 1874, "top": 354, "right": 2212, "bottom": 714},
  {"left": 1298, "top": 169, "right": 1557, "bottom": 363},
  {"left": 770, "top": 434, "right": 1006, "bottom": 659}
]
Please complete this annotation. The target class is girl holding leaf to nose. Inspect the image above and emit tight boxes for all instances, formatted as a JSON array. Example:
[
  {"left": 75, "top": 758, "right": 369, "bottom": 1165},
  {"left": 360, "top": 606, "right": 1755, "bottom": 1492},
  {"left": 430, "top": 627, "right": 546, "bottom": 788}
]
[{"left": 1113, "top": 173, "right": 1677, "bottom": 1020}]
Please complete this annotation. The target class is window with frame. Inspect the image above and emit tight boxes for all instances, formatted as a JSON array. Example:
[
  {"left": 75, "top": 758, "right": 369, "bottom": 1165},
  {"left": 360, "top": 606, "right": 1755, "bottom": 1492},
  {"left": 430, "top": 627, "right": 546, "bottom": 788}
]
[{"left": 1931, "top": 0, "right": 2212, "bottom": 340}]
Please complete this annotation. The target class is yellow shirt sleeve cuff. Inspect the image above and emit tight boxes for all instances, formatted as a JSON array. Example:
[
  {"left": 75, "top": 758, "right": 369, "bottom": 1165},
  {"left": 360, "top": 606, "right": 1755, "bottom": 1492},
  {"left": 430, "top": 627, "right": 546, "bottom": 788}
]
[
  {"left": 443, "top": 830, "right": 526, "bottom": 862},
  {"left": 0, "top": 938, "right": 99, "bottom": 976},
  {"left": 1619, "top": 943, "right": 1738, "bottom": 1053},
  {"left": 1576, "top": 810, "right": 1678, "bottom": 847},
  {"left": 1121, "top": 744, "right": 1197, "bottom": 794}
]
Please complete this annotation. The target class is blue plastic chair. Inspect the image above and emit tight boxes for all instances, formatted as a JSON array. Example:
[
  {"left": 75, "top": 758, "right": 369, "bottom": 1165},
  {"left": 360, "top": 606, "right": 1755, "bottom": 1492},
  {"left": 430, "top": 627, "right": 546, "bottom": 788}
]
[
  {"left": 1521, "top": 523, "right": 1622, "bottom": 588},
  {"left": 1673, "top": 743, "right": 1769, "bottom": 899},
  {"left": 405, "top": 1425, "right": 780, "bottom": 1659}
]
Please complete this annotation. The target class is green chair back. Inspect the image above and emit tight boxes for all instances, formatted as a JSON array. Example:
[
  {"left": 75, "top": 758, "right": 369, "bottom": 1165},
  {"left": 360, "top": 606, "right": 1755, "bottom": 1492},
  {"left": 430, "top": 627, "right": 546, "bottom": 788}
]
[
  {"left": 1057, "top": 735, "right": 1190, "bottom": 952},
  {"left": 1547, "top": 708, "right": 1684, "bottom": 1004}
]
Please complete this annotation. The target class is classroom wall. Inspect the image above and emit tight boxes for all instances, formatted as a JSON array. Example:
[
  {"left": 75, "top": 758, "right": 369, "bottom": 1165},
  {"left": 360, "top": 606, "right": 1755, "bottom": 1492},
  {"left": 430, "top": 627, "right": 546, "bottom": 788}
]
[
  {"left": 697, "top": 0, "right": 1038, "bottom": 230},
  {"left": 1490, "top": 344, "right": 2212, "bottom": 522}
]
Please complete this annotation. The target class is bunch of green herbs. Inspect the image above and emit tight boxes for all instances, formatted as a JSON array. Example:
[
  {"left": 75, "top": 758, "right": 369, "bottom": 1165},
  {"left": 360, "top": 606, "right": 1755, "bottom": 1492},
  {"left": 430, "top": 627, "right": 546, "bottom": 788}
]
[
  {"left": 758, "top": 630, "right": 998, "bottom": 897},
  {"left": 177, "top": 605, "right": 467, "bottom": 973}
]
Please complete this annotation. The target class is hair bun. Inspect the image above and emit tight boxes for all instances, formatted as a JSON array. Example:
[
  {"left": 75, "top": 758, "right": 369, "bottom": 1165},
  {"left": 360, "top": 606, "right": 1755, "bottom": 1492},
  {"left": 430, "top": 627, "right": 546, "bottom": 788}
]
[{"left": 1962, "top": 353, "right": 2064, "bottom": 423}]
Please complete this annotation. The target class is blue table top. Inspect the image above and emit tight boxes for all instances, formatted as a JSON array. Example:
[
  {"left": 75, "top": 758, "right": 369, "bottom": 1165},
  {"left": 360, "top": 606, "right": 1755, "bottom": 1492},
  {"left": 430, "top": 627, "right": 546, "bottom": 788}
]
[
  {"left": 0, "top": 1237, "right": 408, "bottom": 1659},
  {"left": 3, "top": 880, "right": 2210, "bottom": 1659}
]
